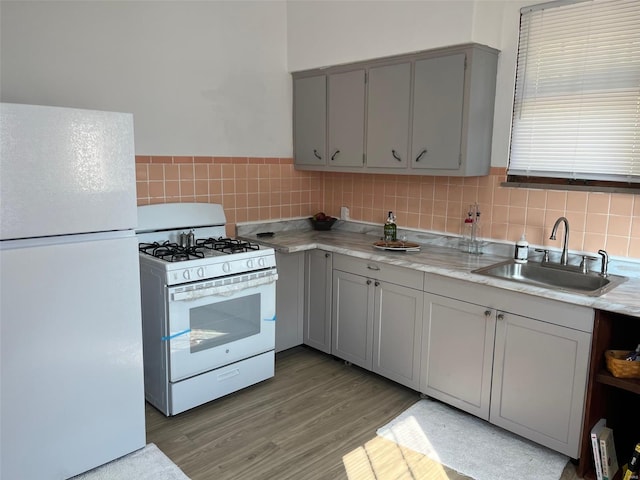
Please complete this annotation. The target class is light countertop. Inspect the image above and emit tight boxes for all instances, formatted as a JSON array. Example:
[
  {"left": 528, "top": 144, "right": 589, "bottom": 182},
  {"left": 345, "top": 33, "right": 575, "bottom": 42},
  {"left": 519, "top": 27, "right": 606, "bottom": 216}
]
[{"left": 237, "top": 219, "right": 640, "bottom": 318}]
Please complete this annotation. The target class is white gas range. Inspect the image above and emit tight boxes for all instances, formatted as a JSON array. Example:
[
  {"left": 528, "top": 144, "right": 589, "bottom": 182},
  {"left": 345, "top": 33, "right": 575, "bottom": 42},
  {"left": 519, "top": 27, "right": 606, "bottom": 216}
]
[{"left": 136, "top": 203, "right": 277, "bottom": 416}]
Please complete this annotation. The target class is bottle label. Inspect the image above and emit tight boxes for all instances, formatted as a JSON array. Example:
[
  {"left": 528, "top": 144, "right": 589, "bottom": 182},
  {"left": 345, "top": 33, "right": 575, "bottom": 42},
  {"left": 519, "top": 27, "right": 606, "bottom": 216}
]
[
  {"left": 515, "top": 244, "right": 528, "bottom": 260},
  {"left": 384, "top": 224, "right": 397, "bottom": 241},
  {"left": 384, "top": 224, "right": 393, "bottom": 242}
]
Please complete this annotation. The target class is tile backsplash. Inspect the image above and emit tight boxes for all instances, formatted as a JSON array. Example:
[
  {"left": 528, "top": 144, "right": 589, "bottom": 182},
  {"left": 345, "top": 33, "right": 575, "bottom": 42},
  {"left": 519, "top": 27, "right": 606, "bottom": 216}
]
[{"left": 136, "top": 157, "right": 639, "bottom": 258}]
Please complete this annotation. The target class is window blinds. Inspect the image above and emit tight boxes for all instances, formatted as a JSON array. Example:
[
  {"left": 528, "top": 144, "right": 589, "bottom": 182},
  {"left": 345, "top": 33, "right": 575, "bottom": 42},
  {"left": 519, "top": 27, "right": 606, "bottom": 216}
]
[{"left": 508, "top": 0, "right": 640, "bottom": 183}]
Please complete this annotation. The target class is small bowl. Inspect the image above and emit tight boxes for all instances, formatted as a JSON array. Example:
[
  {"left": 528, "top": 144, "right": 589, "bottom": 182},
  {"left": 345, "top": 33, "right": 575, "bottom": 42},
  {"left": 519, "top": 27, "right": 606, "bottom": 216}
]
[{"left": 309, "top": 217, "right": 337, "bottom": 231}]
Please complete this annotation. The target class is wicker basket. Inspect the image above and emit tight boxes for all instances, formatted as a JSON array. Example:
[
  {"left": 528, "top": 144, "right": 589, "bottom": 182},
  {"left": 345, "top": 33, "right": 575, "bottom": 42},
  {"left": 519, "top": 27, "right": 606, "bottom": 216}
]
[{"left": 605, "top": 350, "right": 640, "bottom": 379}]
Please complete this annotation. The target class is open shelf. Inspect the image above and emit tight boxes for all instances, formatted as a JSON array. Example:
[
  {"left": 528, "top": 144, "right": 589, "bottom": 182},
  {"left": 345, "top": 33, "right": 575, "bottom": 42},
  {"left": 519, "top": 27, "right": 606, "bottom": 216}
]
[
  {"left": 577, "top": 310, "right": 640, "bottom": 479},
  {"left": 596, "top": 369, "right": 640, "bottom": 395}
]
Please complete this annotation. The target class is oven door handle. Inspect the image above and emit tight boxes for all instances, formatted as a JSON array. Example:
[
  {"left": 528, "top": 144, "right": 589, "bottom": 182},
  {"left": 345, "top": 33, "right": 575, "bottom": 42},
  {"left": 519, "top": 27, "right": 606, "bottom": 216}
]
[{"left": 171, "top": 272, "right": 278, "bottom": 302}]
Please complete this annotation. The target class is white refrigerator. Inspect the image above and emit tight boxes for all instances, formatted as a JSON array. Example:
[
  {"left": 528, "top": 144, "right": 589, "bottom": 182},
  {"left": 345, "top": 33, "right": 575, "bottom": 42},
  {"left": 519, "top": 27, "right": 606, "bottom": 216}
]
[{"left": 0, "top": 103, "right": 146, "bottom": 479}]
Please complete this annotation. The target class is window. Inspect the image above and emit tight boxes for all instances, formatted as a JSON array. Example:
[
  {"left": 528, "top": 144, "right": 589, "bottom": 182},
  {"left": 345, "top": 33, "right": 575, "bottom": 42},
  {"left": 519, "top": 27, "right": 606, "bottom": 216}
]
[{"left": 508, "top": 0, "right": 640, "bottom": 189}]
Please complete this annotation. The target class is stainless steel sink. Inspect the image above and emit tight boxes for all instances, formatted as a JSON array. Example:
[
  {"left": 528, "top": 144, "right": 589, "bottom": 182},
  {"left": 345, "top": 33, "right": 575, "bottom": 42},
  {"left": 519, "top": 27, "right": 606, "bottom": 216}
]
[{"left": 472, "top": 260, "right": 627, "bottom": 296}]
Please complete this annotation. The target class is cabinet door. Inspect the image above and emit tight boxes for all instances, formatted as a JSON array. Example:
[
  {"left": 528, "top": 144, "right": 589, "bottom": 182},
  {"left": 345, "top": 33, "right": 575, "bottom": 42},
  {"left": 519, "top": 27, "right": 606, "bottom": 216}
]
[
  {"left": 490, "top": 312, "right": 590, "bottom": 458},
  {"left": 328, "top": 70, "right": 365, "bottom": 167},
  {"left": 303, "top": 250, "right": 332, "bottom": 354},
  {"left": 293, "top": 75, "right": 326, "bottom": 166},
  {"left": 372, "top": 281, "right": 423, "bottom": 389},
  {"left": 366, "top": 63, "right": 411, "bottom": 169},
  {"left": 331, "top": 269, "right": 373, "bottom": 369},
  {"left": 421, "top": 293, "right": 495, "bottom": 420},
  {"left": 275, "top": 252, "right": 304, "bottom": 352},
  {"left": 411, "top": 53, "right": 465, "bottom": 170}
]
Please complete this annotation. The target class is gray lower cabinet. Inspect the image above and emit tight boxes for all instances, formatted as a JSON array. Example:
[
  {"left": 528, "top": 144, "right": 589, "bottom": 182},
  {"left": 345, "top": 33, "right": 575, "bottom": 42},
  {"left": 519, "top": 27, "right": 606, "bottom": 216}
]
[
  {"left": 303, "top": 249, "right": 332, "bottom": 354},
  {"left": 421, "top": 294, "right": 495, "bottom": 419},
  {"left": 421, "top": 275, "right": 592, "bottom": 458},
  {"left": 332, "top": 269, "right": 373, "bottom": 368},
  {"left": 281, "top": 246, "right": 593, "bottom": 458},
  {"left": 274, "top": 251, "right": 305, "bottom": 352},
  {"left": 293, "top": 75, "right": 326, "bottom": 166},
  {"left": 490, "top": 311, "right": 591, "bottom": 458},
  {"left": 295, "top": 248, "right": 591, "bottom": 458},
  {"left": 372, "top": 279, "right": 423, "bottom": 389},
  {"left": 331, "top": 253, "right": 423, "bottom": 389}
]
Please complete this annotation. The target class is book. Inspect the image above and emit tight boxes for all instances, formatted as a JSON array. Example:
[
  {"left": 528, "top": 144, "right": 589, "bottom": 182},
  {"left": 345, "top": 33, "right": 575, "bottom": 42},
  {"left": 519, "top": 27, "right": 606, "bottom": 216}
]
[
  {"left": 591, "top": 418, "right": 607, "bottom": 480},
  {"left": 600, "top": 426, "right": 619, "bottom": 480}
]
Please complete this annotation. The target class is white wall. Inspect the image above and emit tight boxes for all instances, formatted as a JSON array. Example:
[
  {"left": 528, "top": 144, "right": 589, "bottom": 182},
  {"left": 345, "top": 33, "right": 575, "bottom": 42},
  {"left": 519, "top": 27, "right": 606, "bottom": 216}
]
[
  {"left": 286, "top": 0, "right": 531, "bottom": 168},
  {"left": 0, "top": 1, "right": 291, "bottom": 157},
  {"left": 286, "top": 1, "right": 478, "bottom": 71},
  {"left": 1, "top": 0, "right": 531, "bottom": 165}
]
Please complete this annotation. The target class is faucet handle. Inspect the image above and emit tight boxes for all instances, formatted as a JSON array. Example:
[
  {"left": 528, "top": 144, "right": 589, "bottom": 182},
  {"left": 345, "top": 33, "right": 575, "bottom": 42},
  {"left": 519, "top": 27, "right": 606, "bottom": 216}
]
[
  {"left": 535, "top": 248, "right": 550, "bottom": 263},
  {"left": 597, "top": 249, "right": 609, "bottom": 277},
  {"left": 579, "top": 255, "right": 598, "bottom": 274}
]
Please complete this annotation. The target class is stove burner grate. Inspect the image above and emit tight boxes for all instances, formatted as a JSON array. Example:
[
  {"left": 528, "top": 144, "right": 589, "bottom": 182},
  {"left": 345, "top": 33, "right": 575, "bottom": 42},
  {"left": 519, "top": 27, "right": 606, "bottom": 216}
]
[
  {"left": 139, "top": 237, "right": 261, "bottom": 262},
  {"left": 197, "top": 237, "right": 261, "bottom": 254},
  {"left": 139, "top": 242, "right": 205, "bottom": 262}
]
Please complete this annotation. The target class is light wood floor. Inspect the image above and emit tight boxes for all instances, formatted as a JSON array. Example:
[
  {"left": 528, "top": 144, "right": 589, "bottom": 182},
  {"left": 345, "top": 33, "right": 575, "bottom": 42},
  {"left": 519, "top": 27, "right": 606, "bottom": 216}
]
[{"left": 145, "top": 346, "right": 579, "bottom": 480}]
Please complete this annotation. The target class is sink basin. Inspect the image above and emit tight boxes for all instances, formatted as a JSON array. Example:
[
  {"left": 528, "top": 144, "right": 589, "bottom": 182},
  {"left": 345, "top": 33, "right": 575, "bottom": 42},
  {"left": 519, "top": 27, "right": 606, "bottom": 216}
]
[{"left": 472, "top": 260, "right": 626, "bottom": 296}]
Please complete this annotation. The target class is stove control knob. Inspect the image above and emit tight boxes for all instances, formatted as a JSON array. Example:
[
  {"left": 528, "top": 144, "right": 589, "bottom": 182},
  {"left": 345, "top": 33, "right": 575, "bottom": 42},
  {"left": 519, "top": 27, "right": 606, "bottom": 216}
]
[
  {"left": 222, "top": 262, "right": 231, "bottom": 273},
  {"left": 258, "top": 258, "right": 266, "bottom": 267},
  {"left": 183, "top": 269, "right": 191, "bottom": 281},
  {"left": 246, "top": 259, "right": 254, "bottom": 269},
  {"left": 197, "top": 267, "right": 205, "bottom": 278}
]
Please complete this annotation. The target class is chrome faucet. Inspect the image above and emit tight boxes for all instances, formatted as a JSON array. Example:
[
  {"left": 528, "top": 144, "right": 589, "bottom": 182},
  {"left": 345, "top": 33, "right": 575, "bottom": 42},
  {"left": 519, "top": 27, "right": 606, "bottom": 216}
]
[
  {"left": 550, "top": 217, "right": 570, "bottom": 265},
  {"left": 597, "top": 249, "right": 609, "bottom": 277}
]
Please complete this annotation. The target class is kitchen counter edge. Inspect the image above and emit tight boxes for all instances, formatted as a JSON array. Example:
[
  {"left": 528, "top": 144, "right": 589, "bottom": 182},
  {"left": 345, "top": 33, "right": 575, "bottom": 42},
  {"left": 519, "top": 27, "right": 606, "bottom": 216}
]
[{"left": 239, "top": 226, "right": 640, "bottom": 318}]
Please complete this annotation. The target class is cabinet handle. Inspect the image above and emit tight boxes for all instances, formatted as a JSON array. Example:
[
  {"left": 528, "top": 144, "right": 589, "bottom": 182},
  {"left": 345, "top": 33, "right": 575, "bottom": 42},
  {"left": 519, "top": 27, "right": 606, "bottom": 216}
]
[
  {"left": 497, "top": 313, "right": 505, "bottom": 321},
  {"left": 484, "top": 310, "right": 492, "bottom": 318},
  {"left": 367, "top": 264, "right": 380, "bottom": 271},
  {"left": 415, "top": 149, "right": 427, "bottom": 162},
  {"left": 313, "top": 149, "right": 322, "bottom": 160},
  {"left": 375, "top": 281, "right": 380, "bottom": 287},
  {"left": 331, "top": 150, "right": 340, "bottom": 161},
  {"left": 366, "top": 279, "right": 372, "bottom": 285},
  {"left": 392, "top": 149, "right": 402, "bottom": 162},
  {"left": 325, "top": 253, "right": 330, "bottom": 258}
]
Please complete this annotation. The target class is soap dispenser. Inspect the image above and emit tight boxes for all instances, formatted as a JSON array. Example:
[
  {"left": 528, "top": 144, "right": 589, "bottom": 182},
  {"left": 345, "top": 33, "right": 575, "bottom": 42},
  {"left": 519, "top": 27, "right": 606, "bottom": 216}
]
[{"left": 514, "top": 233, "right": 529, "bottom": 263}]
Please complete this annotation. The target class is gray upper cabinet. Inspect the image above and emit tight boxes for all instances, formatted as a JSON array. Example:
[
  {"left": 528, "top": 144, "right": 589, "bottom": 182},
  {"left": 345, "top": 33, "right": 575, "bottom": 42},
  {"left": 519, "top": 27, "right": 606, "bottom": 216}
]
[
  {"left": 292, "top": 43, "right": 499, "bottom": 176},
  {"left": 328, "top": 70, "right": 366, "bottom": 167},
  {"left": 411, "top": 53, "right": 465, "bottom": 171},
  {"left": 293, "top": 75, "right": 326, "bottom": 166},
  {"left": 366, "top": 63, "right": 411, "bottom": 169}
]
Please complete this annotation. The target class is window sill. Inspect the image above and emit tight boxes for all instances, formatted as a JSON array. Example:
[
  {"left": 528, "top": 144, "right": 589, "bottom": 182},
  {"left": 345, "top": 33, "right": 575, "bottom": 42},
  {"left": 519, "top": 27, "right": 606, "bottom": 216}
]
[{"left": 503, "top": 178, "right": 640, "bottom": 195}]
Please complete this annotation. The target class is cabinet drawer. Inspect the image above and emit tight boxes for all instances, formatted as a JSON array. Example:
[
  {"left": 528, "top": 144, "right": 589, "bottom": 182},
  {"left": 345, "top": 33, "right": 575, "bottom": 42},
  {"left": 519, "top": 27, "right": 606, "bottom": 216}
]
[{"left": 333, "top": 253, "right": 423, "bottom": 290}]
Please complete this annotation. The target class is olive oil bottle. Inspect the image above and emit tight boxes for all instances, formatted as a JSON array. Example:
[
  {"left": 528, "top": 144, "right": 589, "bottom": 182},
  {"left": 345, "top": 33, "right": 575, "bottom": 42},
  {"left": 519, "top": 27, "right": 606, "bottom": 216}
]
[{"left": 384, "top": 211, "right": 397, "bottom": 242}]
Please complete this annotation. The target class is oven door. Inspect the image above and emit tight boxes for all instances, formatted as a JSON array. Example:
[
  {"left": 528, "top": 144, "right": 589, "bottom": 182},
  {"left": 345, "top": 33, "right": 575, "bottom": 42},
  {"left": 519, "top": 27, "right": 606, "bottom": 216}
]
[{"left": 166, "top": 273, "right": 276, "bottom": 382}]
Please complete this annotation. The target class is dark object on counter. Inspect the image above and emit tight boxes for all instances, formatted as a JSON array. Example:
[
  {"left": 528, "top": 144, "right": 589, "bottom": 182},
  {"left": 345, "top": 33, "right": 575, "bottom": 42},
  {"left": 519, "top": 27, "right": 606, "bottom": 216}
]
[
  {"left": 309, "top": 217, "right": 337, "bottom": 231},
  {"left": 623, "top": 442, "right": 640, "bottom": 480},
  {"left": 384, "top": 211, "right": 397, "bottom": 241},
  {"left": 257, "top": 232, "right": 274, "bottom": 238}
]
